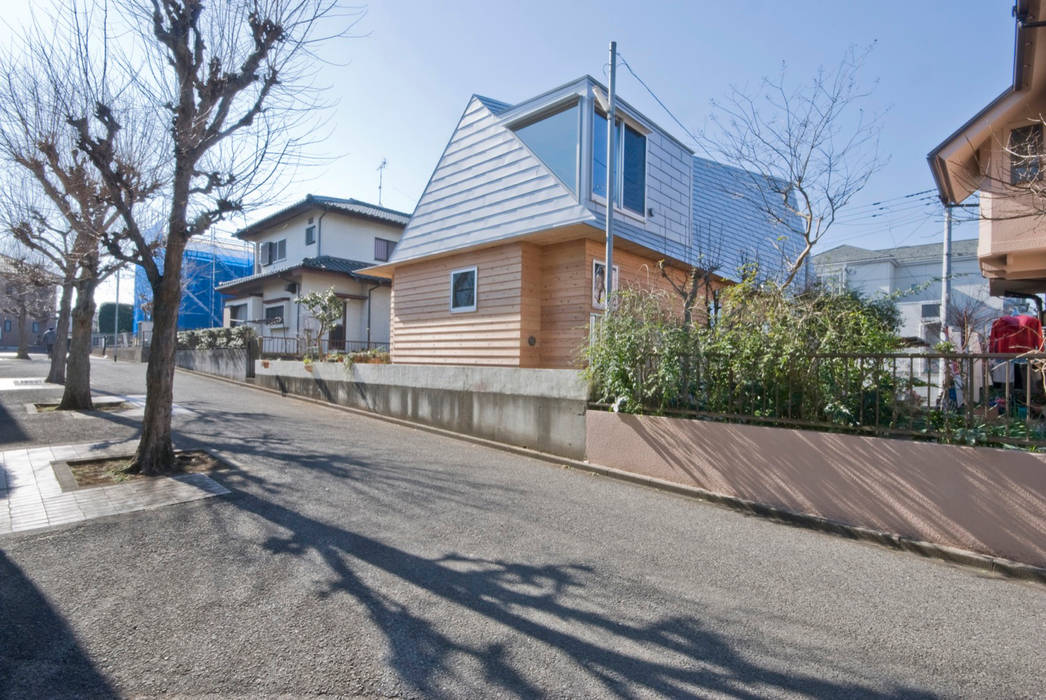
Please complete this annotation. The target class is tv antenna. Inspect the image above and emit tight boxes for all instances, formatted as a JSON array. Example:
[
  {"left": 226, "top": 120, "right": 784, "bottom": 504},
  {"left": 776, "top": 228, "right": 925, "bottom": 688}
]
[{"left": 377, "top": 158, "right": 388, "bottom": 206}]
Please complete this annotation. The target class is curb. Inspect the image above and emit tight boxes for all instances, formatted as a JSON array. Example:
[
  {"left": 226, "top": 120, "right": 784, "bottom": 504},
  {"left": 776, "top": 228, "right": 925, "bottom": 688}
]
[{"left": 175, "top": 366, "right": 1046, "bottom": 585}]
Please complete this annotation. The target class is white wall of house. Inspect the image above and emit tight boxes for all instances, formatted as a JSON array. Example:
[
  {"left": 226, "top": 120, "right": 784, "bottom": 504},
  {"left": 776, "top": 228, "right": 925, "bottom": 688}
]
[
  {"left": 817, "top": 250, "right": 1009, "bottom": 344},
  {"left": 248, "top": 209, "right": 404, "bottom": 274}
]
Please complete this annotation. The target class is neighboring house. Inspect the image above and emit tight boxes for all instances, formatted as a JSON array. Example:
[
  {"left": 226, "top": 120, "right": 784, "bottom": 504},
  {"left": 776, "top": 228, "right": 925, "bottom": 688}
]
[
  {"left": 813, "top": 239, "right": 1012, "bottom": 345},
  {"left": 133, "top": 235, "right": 254, "bottom": 333},
  {"left": 0, "top": 255, "right": 56, "bottom": 350},
  {"left": 928, "top": 0, "right": 1046, "bottom": 299},
  {"left": 217, "top": 195, "right": 409, "bottom": 351},
  {"left": 364, "top": 76, "right": 803, "bottom": 368}
]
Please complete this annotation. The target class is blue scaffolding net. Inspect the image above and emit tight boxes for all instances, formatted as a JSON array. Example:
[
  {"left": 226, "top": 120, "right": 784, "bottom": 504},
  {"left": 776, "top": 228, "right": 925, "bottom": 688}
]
[{"left": 133, "top": 235, "right": 254, "bottom": 332}]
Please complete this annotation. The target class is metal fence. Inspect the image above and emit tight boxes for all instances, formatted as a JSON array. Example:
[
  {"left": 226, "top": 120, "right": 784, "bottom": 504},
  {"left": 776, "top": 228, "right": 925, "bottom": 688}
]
[
  {"left": 595, "top": 351, "right": 1046, "bottom": 449},
  {"left": 258, "top": 336, "right": 390, "bottom": 358}
]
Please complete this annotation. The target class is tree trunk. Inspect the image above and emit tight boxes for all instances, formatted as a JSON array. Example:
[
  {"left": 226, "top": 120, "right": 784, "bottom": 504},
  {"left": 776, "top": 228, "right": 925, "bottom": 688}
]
[
  {"left": 47, "top": 280, "right": 74, "bottom": 384},
  {"left": 59, "top": 278, "right": 97, "bottom": 410},
  {"left": 15, "top": 308, "right": 30, "bottom": 359},
  {"left": 129, "top": 245, "right": 185, "bottom": 475}
]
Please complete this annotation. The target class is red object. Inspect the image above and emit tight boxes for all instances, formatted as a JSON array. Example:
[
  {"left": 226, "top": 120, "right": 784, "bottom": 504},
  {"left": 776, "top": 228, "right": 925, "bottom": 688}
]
[{"left": 989, "top": 316, "right": 1044, "bottom": 353}]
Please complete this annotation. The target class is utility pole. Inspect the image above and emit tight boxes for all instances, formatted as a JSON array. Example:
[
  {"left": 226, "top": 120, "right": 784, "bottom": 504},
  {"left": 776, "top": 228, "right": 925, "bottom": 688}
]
[
  {"left": 940, "top": 205, "right": 952, "bottom": 344},
  {"left": 377, "top": 158, "right": 387, "bottom": 207},
  {"left": 604, "top": 41, "right": 617, "bottom": 309}
]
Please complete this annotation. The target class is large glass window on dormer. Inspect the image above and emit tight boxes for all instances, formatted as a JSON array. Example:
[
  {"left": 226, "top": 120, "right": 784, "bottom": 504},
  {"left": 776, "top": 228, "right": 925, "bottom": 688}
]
[
  {"left": 593, "top": 110, "right": 646, "bottom": 215},
  {"left": 513, "top": 104, "right": 579, "bottom": 191}
]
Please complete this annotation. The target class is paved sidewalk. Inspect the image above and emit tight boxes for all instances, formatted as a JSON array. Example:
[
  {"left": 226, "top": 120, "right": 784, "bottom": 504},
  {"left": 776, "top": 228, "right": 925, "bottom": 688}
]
[{"left": 0, "top": 441, "right": 229, "bottom": 534}]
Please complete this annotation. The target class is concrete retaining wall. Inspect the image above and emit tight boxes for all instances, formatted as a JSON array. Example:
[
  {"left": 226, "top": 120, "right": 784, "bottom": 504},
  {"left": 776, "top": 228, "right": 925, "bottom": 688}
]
[
  {"left": 96, "top": 346, "right": 147, "bottom": 362},
  {"left": 586, "top": 411, "right": 1046, "bottom": 568},
  {"left": 256, "top": 360, "right": 589, "bottom": 458},
  {"left": 176, "top": 349, "right": 250, "bottom": 380}
]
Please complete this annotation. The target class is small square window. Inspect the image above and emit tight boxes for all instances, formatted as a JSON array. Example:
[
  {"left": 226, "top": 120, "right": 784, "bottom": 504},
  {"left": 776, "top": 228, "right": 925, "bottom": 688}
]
[
  {"left": 264, "top": 305, "right": 285, "bottom": 326},
  {"left": 450, "top": 266, "right": 477, "bottom": 313},
  {"left": 374, "top": 237, "right": 395, "bottom": 262},
  {"left": 305, "top": 225, "right": 316, "bottom": 245}
]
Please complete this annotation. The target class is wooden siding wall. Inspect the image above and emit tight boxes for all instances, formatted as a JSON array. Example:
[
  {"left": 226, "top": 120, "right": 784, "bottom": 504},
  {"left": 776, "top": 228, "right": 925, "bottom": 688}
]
[
  {"left": 392, "top": 237, "right": 726, "bottom": 369},
  {"left": 391, "top": 244, "right": 526, "bottom": 366}
]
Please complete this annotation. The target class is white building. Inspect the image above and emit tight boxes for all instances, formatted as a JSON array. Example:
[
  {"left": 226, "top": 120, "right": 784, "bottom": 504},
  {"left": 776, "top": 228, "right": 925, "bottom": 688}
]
[
  {"left": 813, "top": 239, "right": 1021, "bottom": 346},
  {"left": 217, "top": 195, "right": 409, "bottom": 353}
]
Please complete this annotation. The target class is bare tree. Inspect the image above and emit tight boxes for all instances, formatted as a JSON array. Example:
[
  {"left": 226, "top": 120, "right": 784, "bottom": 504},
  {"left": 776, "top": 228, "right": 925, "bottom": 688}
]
[
  {"left": 703, "top": 47, "right": 884, "bottom": 287},
  {"left": 0, "top": 255, "right": 57, "bottom": 360},
  {"left": 657, "top": 222, "right": 725, "bottom": 327},
  {"left": 67, "top": 0, "right": 349, "bottom": 474},
  {"left": 0, "top": 13, "right": 158, "bottom": 409}
]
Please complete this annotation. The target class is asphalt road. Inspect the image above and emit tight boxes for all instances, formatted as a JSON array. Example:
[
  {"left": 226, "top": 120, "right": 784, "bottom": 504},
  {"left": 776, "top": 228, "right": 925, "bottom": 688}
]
[{"left": 1, "top": 356, "right": 1044, "bottom": 698}]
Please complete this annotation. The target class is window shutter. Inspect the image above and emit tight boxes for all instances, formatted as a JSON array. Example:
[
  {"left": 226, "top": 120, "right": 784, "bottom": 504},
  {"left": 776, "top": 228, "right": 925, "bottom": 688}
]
[
  {"left": 260, "top": 242, "right": 271, "bottom": 266},
  {"left": 277, "top": 239, "right": 286, "bottom": 260}
]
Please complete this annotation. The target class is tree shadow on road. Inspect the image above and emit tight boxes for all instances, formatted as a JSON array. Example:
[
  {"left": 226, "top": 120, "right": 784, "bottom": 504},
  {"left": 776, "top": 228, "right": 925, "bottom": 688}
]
[
  {"left": 0, "top": 551, "right": 116, "bottom": 698},
  {"left": 212, "top": 471, "right": 937, "bottom": 698}
]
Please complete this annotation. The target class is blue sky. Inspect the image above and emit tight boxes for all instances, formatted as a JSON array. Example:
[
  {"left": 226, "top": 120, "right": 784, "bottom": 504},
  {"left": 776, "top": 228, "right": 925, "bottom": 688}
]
[
  {"left": 290, "top": 0, "right": 1015, "bottom": 252},
  {"left": 7, "top": 1, "right": 1020, "bottom": 300}
]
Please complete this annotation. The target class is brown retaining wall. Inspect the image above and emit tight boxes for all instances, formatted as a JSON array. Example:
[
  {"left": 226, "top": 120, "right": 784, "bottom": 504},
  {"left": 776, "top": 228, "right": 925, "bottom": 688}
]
[{"left": 586, "top": 411, "right": 1046, "bottom": 568}]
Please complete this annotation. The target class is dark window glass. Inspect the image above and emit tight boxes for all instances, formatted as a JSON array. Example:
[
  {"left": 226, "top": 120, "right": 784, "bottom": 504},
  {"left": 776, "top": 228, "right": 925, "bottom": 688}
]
[
  {"left": 374, "top": 237, "right": 395, "bottom": 262},
  {"left": 276, "top": 239, "right": 286, "bottom": 261},
  {"left": 451, "top": 269, "right": 476, "bottom": 311},
  {"left": 622, "top": 125, "right": 646, "bottom": 213},
  {"left": 921, "top": 303, "right": 940, "bottom": 319},
  {"left": 305, "top": 225, "right": 315, "bottom": 245},
  {"left": 32, "top": 321, "right": 39, "bottom": 333},
  {"left": 593, "top": 111, "right": 608, "bottom": 198},
  {"left": 264, "top": 305, "right": 284, "bottom": 325},
  {"left": 1011, "top": 124, "right": 1042, "bottom": 184},
  {"left": 3, "top": 320, "right": 10, "bottom": 333},
  {"left": 592, "top": 110, "right": 645, "bottom": 213},
  {"left": 514, "top": 104, "right": 579, "bottom": 191}
]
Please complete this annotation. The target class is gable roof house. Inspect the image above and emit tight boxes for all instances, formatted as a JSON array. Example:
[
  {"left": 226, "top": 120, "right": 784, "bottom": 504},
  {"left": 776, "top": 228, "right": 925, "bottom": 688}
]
[
  {"left": 364, "top": 76, "right": 803, "bottom": 368},
  {"left": 928, "top": 0, "right": 1046, "bottom": 298},
  {"left": 216, "top": 195, "right": 409, "bottom": 353}
]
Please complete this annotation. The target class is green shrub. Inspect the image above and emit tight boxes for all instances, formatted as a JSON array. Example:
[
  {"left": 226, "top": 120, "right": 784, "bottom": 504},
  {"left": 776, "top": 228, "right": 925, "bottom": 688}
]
[
  {"left": 585, "top": 273, "right": 902, "bottom": 427},
  {"left": 176, "top": 326, "right": 255, "bottom": 350}
]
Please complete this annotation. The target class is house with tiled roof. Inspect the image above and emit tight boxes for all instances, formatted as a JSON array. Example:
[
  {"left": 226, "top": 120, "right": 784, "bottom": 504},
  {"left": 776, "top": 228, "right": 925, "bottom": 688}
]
[
  {"left": 364, "top": 76, "right": 804, "bottom": 368},
  {"left": 217, "top": 195, "right": 409, "bottom": 352}
]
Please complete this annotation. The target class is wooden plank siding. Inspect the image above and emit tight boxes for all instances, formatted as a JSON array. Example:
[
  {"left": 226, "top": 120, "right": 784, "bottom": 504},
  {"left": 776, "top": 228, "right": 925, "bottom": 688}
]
[
  {"left": 391, "top": 233, "right": 725, "bottom": 369},
  {"left": 391, "top": 244, "right": 528, "bottom": 366}
]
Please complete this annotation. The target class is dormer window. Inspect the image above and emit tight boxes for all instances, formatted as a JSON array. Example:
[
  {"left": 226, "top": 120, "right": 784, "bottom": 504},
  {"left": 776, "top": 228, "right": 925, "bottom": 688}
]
[
  {"left": 305, "top": 216, "right": 316, "bottom": 245},
  {"left": 512, "top": 102, "right": 579, "bottom": 191},
  {"left": 1010, "top": 124, "right": 1043, "bottom": 184},
  {"left": 592, "top": 109, "right": 647, "bottom": 215}
]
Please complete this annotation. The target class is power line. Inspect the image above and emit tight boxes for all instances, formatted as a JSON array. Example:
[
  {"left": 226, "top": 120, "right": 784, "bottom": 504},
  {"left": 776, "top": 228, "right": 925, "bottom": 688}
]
[{"left": 617, "top": 53, "right": 702, "bottom": 150}]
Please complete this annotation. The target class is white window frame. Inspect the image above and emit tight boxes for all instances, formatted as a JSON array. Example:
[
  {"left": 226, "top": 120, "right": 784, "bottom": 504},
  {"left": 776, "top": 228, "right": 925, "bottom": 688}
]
[
  {"left": 449, "top": 266, "right": 478, "bottom": 313},
  {"left": 228, "top": 303, "right": 248, "bottom": 326}
]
